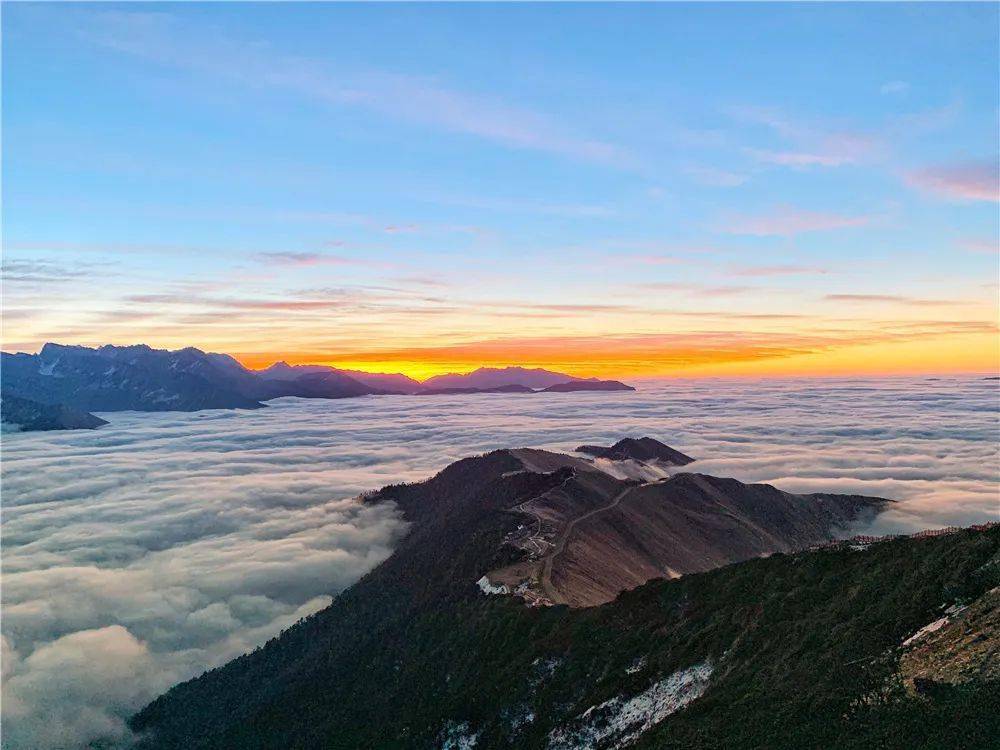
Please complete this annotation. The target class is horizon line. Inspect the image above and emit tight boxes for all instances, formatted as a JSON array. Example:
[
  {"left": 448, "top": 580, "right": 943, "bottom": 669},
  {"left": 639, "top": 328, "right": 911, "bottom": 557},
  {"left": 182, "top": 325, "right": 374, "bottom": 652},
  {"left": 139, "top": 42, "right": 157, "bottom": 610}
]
[{"left": 2, "top": 340, "right": 998, "bottom": 382}]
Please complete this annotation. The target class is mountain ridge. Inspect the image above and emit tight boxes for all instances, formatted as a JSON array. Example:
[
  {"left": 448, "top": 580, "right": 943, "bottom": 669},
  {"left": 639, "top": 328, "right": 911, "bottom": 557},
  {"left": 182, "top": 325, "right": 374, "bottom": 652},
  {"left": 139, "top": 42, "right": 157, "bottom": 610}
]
[
  {"left": 122, "top": 439, "right": 989, "bottom": 750},
  {"left": 1, "top": 344, "right": 635, "bottom": 427},
  {"left": 422, "top": 366, "right": 588, "bottom": 390},
  {"left": 0, "top": 392, "right": 108, "bottom": 432}
]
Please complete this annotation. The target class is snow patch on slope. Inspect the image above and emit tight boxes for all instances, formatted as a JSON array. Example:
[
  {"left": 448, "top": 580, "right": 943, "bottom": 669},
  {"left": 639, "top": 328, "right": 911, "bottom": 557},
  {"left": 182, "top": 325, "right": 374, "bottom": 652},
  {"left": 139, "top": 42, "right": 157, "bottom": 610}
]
[
  {"left": 439, "top": 720, "right": 479, "bottom": 749},
  {"left": 477, "top": 575, "right": 509, "bottom": 595},
  {"left": 901, "top": 603, "right": 968, "bottom": 648},
  {"left": 548, "top": 661, "right": 713, "bottom": 749},
  {"left": 901, "top": 617, "right": 950, "bottom": 647}
]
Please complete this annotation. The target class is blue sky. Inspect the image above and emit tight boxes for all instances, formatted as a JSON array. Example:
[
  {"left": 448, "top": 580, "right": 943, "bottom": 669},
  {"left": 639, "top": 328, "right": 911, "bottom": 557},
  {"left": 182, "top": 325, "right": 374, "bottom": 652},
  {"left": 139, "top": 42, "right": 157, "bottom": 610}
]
[{"left": 2, "top": 3, "right": 998, "bottom": 376}]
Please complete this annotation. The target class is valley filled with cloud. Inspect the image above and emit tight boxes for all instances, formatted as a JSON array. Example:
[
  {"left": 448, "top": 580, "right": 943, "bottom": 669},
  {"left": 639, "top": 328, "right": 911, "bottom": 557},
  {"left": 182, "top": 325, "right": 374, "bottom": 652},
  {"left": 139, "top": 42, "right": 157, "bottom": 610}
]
[{"left": 2, "top": 376, "right": 998, "bottom": 748}]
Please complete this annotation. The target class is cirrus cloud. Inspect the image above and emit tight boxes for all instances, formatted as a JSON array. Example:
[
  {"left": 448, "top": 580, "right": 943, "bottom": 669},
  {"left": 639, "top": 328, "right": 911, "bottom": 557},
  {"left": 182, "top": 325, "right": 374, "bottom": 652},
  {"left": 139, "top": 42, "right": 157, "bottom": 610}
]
[
  {"left": 723, "top": 206, "right": 873, "bottom": 236},
  {"left": 906, "top": 159, "right": 999, "bottom": 202}
]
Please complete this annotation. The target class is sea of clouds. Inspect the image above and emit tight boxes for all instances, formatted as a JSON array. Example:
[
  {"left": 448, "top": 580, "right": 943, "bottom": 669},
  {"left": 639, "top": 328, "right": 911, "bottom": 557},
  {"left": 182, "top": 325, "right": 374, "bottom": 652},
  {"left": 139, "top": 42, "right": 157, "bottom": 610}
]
[{"left": 2, "top": 376, "right": 998, "bottom": 748}]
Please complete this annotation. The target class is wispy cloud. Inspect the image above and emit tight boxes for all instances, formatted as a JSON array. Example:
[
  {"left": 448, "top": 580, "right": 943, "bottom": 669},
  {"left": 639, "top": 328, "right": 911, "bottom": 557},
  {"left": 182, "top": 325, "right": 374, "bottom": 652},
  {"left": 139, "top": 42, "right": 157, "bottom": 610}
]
[
  {"left": 129, "top": 294, "right": 342, "bottom": 312},
  {"left": 619, "top": 254, "right": 695, "bottom": 266},
  {"left": 76, "top": 10, "right": 632, "bottom": 167},
  {"left": 824, "top": 293, "right": 969, "bottom": 307},
  {"left": 253, "top": 252, "right": 382, "bottom": 268},
  {"left": 389, "top": 276, "right": 449, "bottom": 289},
  {"left": 728, "top": 264, "right": 830, "bottom": 277},
  {"left": 723, "top": 206, "right": 872, "bottom": 237},
  {"left": 730, "top": 105, "right": 879, "bottom": 169},
  {"left": 614, "top": 243, "right": 720, "bottom": 266},
  {"left": 638, "top": 282, "right": 755, "bottom": 297},
  {"left": 745, "top": 149, "right": 853, "bottom": 168},
  {"left": 958, "top": 238, "right": 998, "bottom": 255},
  {"left": 906, "top": 159, "right": 999, "bottom": 202},
  {"left": 1, "top": 259, "right": 96, "bottom": 284}
]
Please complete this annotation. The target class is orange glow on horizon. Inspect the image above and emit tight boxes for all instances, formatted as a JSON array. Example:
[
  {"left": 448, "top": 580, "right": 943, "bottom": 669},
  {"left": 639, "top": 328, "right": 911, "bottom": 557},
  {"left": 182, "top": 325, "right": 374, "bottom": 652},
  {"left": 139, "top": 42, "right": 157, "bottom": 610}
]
[{"left": 233, "top": 330, "right": 999, "bottom": 381}]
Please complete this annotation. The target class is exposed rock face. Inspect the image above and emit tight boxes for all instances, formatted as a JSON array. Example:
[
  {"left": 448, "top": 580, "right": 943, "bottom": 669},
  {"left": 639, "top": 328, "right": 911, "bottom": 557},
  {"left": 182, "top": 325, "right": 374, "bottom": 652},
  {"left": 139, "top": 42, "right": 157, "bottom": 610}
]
[{"left": 0, "top": 392, "right": 108, "bottom": 432}]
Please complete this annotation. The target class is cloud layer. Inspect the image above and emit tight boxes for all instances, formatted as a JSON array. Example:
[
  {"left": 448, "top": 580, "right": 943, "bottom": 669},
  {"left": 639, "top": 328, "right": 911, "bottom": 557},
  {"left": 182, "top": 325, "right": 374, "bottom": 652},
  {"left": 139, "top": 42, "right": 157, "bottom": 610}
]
[{"left": 2, "top": 376, "right": 998, "bottom": 747}]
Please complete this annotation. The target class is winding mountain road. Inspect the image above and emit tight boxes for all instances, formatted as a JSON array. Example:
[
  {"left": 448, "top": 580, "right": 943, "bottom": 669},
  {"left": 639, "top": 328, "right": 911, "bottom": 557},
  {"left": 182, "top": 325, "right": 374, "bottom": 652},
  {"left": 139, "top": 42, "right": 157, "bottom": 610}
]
[{"left": 539, "top": 485, "right": 634, "bottom": 604}]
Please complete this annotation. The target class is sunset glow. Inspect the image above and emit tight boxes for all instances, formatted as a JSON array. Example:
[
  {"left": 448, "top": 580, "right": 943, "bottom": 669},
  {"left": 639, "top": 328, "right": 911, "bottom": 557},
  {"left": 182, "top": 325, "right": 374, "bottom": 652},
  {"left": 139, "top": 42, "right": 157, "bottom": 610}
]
[{"left": 3, "top": 4, "right": 997, "bottom": 379}]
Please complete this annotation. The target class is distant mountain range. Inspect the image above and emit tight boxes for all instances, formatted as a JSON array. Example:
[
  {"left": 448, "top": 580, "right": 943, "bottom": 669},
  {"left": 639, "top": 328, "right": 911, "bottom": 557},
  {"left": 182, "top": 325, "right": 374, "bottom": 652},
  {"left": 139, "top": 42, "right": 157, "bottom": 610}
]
[
  {"left": 258, "top": 361, "right": 424, "bottom": 394},
  {"left": 130, "top": 437, "right": 999, "bottom": 749},
  {"left": 0, "top": 344, "right": 635, "bottom": 431},
  {"left": 423, "top": 366, "right": 589, "bottom": 390}
]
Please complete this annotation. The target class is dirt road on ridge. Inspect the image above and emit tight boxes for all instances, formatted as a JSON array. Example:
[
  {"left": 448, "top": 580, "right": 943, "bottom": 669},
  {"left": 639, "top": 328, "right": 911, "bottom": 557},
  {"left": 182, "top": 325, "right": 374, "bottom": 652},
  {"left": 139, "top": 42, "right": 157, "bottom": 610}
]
[{"left": 538, "top": 485, "right": 634, "bottom": 604}]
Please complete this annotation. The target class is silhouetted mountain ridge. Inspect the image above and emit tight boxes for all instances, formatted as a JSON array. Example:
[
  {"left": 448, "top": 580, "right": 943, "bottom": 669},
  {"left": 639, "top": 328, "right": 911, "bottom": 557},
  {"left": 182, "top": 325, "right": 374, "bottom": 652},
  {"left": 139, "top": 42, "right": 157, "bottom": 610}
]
[
  {"left": 0, "top": 392, "right": 107, "bottom": 432},
  {"left": 1, "top": 344, "right": 636, "bottom": 426},
  {"left": 422, "top": 366, "right": 586, "bottom": 390}
]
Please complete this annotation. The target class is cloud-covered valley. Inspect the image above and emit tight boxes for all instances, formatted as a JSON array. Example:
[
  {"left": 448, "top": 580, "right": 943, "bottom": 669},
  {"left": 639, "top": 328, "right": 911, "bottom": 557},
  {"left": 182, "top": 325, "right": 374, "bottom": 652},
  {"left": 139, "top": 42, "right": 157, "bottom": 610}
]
[{"left": 2, "top": 376, "right": 998, "bottom": 748}]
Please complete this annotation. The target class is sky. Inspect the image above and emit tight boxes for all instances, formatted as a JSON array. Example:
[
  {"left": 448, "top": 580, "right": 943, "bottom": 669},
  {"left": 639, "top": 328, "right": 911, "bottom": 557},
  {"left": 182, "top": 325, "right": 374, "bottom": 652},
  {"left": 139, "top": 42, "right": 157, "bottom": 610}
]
[{"left": 2, "top": 3, "right": 998, "bottom": 379}]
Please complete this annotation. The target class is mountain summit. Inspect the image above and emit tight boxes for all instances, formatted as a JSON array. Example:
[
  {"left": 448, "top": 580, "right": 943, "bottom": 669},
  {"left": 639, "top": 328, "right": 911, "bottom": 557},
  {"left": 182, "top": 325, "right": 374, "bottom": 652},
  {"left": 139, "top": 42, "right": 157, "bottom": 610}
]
[{"left": 577, "top": 437, "right": 695, "bottom": 465}]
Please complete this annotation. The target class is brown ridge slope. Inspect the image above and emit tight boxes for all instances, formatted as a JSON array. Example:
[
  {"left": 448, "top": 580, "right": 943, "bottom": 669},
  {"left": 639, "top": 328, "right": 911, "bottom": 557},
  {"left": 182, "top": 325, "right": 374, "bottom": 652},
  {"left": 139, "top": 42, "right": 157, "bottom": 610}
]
[
  {"left": 487, "top": 450, "right": 888, "bottom": 607},
  {"left": 544, "top": 473, "right": 885, "bottom": 606}
]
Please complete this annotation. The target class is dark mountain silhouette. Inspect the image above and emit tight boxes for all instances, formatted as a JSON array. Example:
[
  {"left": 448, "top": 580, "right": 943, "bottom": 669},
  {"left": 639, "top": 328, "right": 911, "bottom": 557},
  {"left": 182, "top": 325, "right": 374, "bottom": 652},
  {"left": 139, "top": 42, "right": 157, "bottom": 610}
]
[
  {"left": 577, "top": 436, "right": 695, "bottom": 465},
  {"left": 0, "top": 344, "right": 636, "bottom": 427},
  {"left": 417, "top": 384, "right": 536, "bottom": 395},
  {"left": 1, "top": 344, "right": 265, "bottom": 413},
  {"left": 258, "top": 362, "right": 422, "bottom": 394},
  {"left": 256, "top": 361, "right": 332, "bottom": 379},
  {"left": 541, "top": 379, "right": 635, "bottom": 392},
  {"left": 0, "top": 392, "right": 107, "bottom": 431},
  {"left": 0, "top": 344, "right": 380, "bottom": 417},
  {"left": 338, "top": 368, "right": 423, "bottom": 394},
  {"left": 422, "top": 366, "right": 584, "bottom": 390}
]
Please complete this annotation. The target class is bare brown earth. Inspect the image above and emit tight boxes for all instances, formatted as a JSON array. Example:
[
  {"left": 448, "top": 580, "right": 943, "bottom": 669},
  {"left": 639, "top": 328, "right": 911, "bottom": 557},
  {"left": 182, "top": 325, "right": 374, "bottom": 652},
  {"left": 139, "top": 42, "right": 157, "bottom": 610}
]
[{"left": 487, "top": 445, "right": 887, "bottom": 607}]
